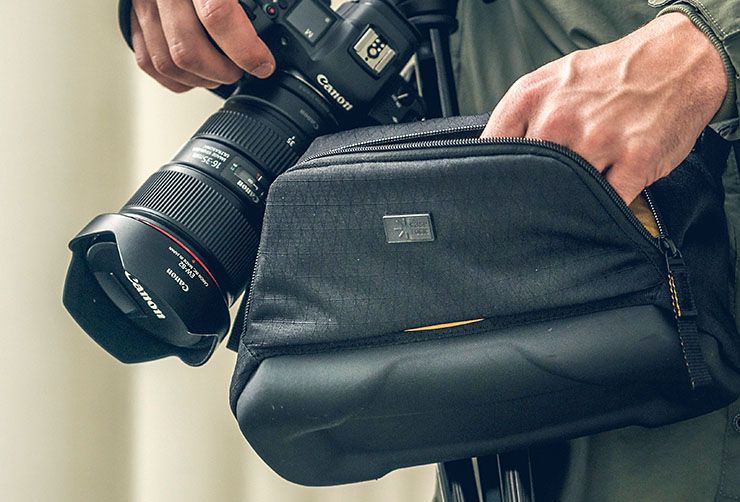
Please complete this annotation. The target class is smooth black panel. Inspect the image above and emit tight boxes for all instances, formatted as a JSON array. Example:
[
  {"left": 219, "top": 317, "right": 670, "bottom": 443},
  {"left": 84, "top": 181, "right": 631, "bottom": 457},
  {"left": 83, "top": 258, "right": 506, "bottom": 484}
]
[{"left": 236, "top": 306, "right": 721, "bottom": 485}]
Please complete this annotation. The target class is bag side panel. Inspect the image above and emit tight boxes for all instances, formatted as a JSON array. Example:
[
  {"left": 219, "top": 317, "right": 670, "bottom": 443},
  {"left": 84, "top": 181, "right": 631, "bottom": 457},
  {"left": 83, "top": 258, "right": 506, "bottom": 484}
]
[{"left": 650, "top": 145, "right": 740, "bottom": 371}]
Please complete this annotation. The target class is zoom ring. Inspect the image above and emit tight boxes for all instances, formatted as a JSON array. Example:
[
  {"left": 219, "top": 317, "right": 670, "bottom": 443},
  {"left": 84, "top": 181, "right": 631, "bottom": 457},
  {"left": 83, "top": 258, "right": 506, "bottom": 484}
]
[
  {"left": 195, "top": 109, "right": 302, "bottom": 180},
  {"left": 123, "top": 167, "right": 259, "bottom": 296}
]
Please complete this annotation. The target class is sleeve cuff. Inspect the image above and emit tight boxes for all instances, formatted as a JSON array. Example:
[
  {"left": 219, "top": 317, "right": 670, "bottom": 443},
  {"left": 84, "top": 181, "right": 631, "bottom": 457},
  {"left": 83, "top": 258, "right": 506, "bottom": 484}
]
[
  {"left": 657, "top": 3, "right": 740, "bottom": 140},
  {"left": 119, "top": 0, "right": 133, "bottom": 50}
]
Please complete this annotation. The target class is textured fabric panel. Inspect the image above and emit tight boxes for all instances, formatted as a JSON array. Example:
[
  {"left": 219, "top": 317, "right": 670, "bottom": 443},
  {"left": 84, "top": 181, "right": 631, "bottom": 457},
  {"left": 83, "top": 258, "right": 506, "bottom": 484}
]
[{"left": 244, "top": 150, "right": 667, "bottom": 351}]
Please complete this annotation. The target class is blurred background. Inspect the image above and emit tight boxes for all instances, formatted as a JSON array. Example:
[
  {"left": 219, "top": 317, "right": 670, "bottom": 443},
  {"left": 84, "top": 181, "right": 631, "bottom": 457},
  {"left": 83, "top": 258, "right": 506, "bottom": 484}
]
[{"left": 0, "top": 1, "right": 435, "bottom": 500}]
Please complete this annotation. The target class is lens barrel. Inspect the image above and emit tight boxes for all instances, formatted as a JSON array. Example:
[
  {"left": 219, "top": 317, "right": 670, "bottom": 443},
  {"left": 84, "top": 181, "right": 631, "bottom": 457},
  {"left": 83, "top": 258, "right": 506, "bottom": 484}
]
[{"left": 63, "top": 74, "right": 338, "bottom": 365}]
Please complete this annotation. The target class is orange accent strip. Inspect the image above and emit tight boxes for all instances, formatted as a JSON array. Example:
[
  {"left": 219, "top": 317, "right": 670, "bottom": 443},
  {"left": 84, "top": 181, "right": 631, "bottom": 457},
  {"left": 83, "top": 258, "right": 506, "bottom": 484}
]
[{"left": 404, "top": 319, "right": 485, "bottom": 332}]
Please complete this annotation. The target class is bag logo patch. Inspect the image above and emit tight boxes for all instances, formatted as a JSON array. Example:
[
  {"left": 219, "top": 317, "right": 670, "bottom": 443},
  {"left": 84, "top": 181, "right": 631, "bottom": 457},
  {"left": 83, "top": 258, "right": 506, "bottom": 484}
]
[{"left": 383, "top": 214, "right": 435, "bottom": 243}]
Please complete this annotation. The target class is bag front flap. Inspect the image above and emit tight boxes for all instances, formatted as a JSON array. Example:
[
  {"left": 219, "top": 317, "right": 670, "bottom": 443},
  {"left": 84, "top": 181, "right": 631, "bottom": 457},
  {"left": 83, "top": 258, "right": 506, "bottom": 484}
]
[{"left": 244, "top": 141, "right": 669, "bottom": 351}]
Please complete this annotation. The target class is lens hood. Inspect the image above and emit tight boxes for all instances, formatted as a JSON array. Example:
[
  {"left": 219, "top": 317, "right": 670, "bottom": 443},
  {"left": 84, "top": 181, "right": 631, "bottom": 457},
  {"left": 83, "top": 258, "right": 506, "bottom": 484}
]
[{"left": 63, "top": 213, "right": 230, "bottom": 366}]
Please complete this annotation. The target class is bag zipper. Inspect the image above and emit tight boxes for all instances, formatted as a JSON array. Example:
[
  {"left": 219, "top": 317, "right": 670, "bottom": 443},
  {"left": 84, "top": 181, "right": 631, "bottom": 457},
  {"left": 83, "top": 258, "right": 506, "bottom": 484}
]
[
  {"left": 243, "top": 124, "right": 711, "bottom": 389},
  {"left": 295, "top": 128, "right": 660, "bottom": 248},
  {"left": 294, "top": 123, "right": 489, "bottom": 166}
]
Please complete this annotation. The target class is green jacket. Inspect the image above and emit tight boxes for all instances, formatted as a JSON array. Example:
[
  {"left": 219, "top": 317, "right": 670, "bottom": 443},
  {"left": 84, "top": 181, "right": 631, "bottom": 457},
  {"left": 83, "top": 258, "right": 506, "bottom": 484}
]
[{"left": 451, "top": 1, "right": 740, "bottom": 500}]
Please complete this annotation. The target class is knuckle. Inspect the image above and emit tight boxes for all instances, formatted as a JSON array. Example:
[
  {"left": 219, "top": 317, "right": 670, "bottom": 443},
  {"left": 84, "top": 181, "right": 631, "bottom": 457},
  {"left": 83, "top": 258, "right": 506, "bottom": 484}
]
[
  {"left": 224, "top": 68, "right": 243, "bottom": 83},
  {"left": 134, "top": 52, "right": 153, "bottom": 72},
  {"left": 508, "top": 77, "right": 540, "bottom": 112},
  {"left": 536, "top": 108, "right": 570, "bottom": 138},
  {"left": 513, "top": 72, "right": 536, "bottom": 92},
  {"left": 580, "top": 132, "right": 601, "bottom": 152},
  {"left": 132, "top": 0, "right": 157, "bottom": 24},
  {"left": 580, "top": 124, "right": 609, "bottom": 151},
  {"left": 620, "top": 142, "right": 641, "bottom": 163},
  {"left": 199, "top": 0, "right": 231, "bottom": 29},
  {"left": 150, "top": 53, "right": 177, "bottom": 76},
  {"left": 169, "top": 41, "right": 199, "bottom": 71},
  {"left": 510, "top": 83, "right": 533, "bottom": 106},
  {"left": 541, "top": 113, "right": 564, "bottom": 134}
]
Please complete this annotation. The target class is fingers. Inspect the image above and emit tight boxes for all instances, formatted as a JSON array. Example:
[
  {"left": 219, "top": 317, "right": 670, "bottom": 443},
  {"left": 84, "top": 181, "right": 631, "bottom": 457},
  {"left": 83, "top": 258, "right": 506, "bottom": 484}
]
[
  {"left": 480, "top": 70, "right": 645, "bottom": 205},
  {"left": 132, "top": 0, "right": 221, "bottom": 89},
  {"left": 157, "top": 0, "right": 243, "bottom": 84},
  {"left": 481, "top": 82, "right": 529, "bottom": 138},
  {"left": 192, "top": 0, "right": 276, "bottom": 78},
  {"left": 131, "top": 12, "right": 192, "bottom": 92},
  {"left": 605, "top": 164, "right": 647, "bottom": 205},
  {"left": 605, "top": 142, "right": 671, "bottom": 204}
]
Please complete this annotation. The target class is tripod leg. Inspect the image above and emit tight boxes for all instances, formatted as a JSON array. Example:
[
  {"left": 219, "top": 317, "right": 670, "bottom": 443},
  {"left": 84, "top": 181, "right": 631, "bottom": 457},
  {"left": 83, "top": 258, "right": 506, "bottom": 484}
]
[
  {"left": 437, "top": 459, "right": 481, "bottom": 502},
  {"left": 428, "top": 27, "right": 459, "bottom": 117},
  {"left": 477, "top": 450, "right": 536, "bottom": 502}
]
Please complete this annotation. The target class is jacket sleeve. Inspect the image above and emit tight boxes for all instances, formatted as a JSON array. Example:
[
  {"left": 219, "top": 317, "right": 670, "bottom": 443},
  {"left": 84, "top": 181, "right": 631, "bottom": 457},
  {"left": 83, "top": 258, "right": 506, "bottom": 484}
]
[
  {"left": 652, "top": 0, "right": 740, "bottom": 140},
  {"left": 119, "top": 0, "right": 133, "bottom": 50}
]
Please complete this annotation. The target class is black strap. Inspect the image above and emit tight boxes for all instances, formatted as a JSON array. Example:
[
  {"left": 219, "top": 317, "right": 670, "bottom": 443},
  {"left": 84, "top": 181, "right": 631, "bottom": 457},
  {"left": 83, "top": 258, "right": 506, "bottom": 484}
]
[{"left": 663, "top": 242, "right": 712, "bottom": 389}]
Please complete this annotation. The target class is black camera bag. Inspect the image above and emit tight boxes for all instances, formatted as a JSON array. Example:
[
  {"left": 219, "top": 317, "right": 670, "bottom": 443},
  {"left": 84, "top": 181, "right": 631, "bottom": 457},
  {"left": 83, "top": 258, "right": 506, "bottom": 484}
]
[{"left": 228, "top": 114, "right": 740, "bottom": 486}]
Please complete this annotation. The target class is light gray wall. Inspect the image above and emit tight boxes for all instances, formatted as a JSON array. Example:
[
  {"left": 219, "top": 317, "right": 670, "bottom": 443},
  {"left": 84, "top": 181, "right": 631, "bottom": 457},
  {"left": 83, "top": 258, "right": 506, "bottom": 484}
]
[
  {"left": 1, "top": 1, "right": 134, "bottom": 500},
  {"left": 0, "top": 1, "right": 435, "bottom": 501}
]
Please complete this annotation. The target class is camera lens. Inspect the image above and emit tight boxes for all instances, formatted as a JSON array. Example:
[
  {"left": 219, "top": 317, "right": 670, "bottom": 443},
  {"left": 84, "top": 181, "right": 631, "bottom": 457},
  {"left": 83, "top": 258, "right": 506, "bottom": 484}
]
[{"left": 63, "top": 73, "right": 339, "bottom": 365}]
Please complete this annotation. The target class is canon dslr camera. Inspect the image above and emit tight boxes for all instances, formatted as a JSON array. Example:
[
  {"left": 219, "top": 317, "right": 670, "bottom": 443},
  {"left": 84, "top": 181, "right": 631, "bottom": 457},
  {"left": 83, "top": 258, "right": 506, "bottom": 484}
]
[{"left": 63, "top": 0, "right": 422, "bottom": 365}]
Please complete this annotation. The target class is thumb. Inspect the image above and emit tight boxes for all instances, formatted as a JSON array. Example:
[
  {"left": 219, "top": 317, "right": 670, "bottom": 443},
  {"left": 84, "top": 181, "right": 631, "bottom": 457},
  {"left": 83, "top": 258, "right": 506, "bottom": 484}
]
[{"left": 604, "top": 164, "right": 646, "bottom": 205}]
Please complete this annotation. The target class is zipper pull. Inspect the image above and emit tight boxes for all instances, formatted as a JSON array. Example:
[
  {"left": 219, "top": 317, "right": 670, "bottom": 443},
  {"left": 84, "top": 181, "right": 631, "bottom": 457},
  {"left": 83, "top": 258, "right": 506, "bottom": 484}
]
[{"left": 659, "top": 236, "right": 711, "bottom": 390}]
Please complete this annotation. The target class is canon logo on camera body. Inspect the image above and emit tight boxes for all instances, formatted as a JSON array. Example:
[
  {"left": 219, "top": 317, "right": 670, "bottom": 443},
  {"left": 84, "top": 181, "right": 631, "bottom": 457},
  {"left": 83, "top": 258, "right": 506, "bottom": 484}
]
[
  {"left": 124, "top": 271, "right": 167, "bottom": 319},
  {"left": 316, "top": 74, "right": 354, "bottom": 111}
]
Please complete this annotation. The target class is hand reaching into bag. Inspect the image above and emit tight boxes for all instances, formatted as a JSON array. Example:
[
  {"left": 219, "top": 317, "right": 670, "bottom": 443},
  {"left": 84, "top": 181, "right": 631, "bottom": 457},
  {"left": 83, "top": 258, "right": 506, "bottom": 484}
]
[
  {"left": 130, "top": 0, "right": 276, "bottom": 93},
  {"left": 481, "top": 13, "right": 727, "bottom": 204}
]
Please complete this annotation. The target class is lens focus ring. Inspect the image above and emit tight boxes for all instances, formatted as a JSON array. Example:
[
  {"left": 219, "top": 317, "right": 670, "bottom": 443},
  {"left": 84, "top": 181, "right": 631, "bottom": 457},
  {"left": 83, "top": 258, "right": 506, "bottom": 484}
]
[
  {"left": 196, "top": 109, "right": 302, "bottom": 180},
  {"left": 123, "top": 167, "right": 259, "bottom": 296}
]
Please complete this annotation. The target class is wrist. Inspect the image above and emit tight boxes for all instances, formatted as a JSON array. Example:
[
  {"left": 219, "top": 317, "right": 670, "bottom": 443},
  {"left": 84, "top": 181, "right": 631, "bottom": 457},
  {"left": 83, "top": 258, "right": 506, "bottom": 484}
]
[{"left": 657, "top": 6, "right": 735, "bottom": 124}]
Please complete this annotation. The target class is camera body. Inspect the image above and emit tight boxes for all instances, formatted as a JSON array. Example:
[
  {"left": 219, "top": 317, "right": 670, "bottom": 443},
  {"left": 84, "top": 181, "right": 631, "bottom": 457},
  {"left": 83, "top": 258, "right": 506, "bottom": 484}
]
[
  {"left": 63, "top": 0, "right": 423, "bottom": 366},
  {"left": 241, "top": 0, "right": 418, "bottom": 124}
]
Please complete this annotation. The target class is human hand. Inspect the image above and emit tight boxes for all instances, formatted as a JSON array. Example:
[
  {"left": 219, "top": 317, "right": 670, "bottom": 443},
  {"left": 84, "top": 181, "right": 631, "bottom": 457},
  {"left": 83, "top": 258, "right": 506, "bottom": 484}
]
[
  {"left": 482, "top": 13, "right": 727, "bottom": 204},
  {"left": 130, "top": 0, "right": 276, "bottom": 93}
]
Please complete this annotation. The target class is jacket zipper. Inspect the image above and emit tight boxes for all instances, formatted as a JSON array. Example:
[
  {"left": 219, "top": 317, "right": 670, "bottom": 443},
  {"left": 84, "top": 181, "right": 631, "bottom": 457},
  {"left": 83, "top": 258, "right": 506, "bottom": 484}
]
[{"left": 243, "top": 125, "right": 711, "bottom": 388}]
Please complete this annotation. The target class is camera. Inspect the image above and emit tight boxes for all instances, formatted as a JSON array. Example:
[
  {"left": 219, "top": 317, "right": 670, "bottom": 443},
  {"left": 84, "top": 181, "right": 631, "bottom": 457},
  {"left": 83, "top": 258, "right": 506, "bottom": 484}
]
[{"left": 63, "top": 0, "right": 422, "bottom": 365}]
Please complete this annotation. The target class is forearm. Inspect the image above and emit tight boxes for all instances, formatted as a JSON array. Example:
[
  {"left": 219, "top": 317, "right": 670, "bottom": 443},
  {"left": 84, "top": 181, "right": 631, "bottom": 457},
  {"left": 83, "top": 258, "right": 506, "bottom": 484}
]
[{"left": 655, "top": 0, "right": 740, "bottom": 140}]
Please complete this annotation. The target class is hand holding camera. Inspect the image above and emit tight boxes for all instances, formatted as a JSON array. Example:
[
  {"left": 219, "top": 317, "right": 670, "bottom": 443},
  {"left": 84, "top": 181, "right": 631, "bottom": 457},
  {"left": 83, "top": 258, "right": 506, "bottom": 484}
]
[{"left": 129, "top": 0, "right": 276, "bottom": 92}]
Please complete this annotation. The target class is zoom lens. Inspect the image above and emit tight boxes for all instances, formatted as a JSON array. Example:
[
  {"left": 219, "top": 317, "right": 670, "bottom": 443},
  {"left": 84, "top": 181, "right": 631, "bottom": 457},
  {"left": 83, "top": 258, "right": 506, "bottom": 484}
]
[{"left": 63, "top": 73, "right": 338, "bottom": 365}]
